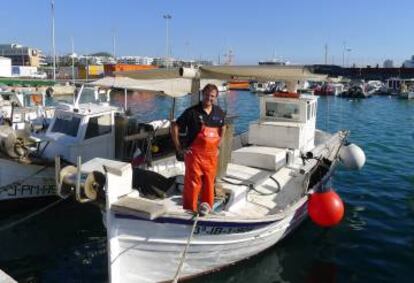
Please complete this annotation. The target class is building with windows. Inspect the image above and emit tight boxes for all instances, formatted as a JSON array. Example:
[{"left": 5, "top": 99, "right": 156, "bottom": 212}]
[{"left": 0, "top": 43, "right": 44, "bottom": 67}]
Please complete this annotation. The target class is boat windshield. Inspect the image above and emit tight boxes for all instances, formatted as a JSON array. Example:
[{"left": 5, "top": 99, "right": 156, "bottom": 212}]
[
  {"left": 265, "top": 101, "right": 300, "bottom": 122},
  {"left": 51, "top": 115, "right": 81, "bottom": 137}
]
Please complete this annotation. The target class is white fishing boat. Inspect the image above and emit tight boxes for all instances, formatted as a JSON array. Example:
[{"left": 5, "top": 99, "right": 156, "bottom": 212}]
[
  {"left": 56, "top": 66, "right": 366, "bottom": 282},
  {"left": 0, "top": 85, "right": 110, "bottom": 203},
  {"left": 0, "top": 90, "right": 55, "bottom": 130}
]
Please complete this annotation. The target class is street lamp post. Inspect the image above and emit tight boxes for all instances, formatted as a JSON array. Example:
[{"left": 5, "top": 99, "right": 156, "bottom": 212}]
[{"left": 163, "top": 14, "right": 172, "bottom": 59}]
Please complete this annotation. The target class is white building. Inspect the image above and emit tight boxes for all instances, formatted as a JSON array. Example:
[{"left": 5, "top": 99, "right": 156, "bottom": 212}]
[
  {"left": 117, "top": 56, "right": 154, "bottom": 65},
  {"left": 0, "top": 56, "right": 12, "bottom": 77}
]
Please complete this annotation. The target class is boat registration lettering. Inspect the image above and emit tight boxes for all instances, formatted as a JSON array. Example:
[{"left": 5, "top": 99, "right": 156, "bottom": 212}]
[
  {"left": 0, "top": 183, "right": 56, "bottom": 198},
  {"left": 194, "top": 225, "right": 254, "bottom": 235}
]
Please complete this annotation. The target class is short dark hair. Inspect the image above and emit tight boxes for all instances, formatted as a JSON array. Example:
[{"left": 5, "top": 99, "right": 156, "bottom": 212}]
[{"left": 202, "top": 84, "right": 219, "bottom": 96}]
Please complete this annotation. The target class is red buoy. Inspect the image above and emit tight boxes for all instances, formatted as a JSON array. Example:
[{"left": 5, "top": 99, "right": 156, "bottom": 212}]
[{"left": 308, "top": 190, "right": 344, "bottom": 227}]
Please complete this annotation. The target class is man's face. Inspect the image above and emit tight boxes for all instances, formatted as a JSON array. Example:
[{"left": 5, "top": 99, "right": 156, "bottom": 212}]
[{"left": 202, "top": 89, "right": 218, "bottom": 107}]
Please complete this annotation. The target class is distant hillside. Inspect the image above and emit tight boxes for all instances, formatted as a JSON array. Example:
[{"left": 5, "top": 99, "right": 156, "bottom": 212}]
[{"left": 89, "top": 52, "right": 113, "bottom": 57}]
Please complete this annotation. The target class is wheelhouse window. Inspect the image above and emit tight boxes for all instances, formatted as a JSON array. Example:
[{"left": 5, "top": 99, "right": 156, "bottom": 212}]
[
  {"left": 265, "top": 102, "right": 300, "bottom": 122},
  {"left": 51, "top": 115, "right": 81, "bottom": 137},
  {"left": 85, "top": 114, "right": 112, "bottom": 139}
]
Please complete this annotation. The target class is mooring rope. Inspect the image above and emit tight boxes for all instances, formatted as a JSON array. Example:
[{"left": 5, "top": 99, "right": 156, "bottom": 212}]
[
  {"left": 172, "top": 213, "right": 200, "bottom": 283},
  {"left": 0, "top": 197, "right": 66, "bottom": 232}
]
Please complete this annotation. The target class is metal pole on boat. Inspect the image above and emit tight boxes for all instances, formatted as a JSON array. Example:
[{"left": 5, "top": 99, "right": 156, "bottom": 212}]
[
  {"left": 170, "top": 97, "right": 176, "bottom": 121},
  {"left": 51, "top": 0, "right": 56, "bottom": 81},
  {"left": 75, "top": 155, "right": 81, "bottom": 202},
  {"left": 124, "top": 88, "right": 128, "bottom": 111}
]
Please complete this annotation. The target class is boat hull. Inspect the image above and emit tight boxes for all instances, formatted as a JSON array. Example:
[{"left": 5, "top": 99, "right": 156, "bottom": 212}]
[
  {"left": 0, "top": 158, "right": 55, "bottom": 203},
  {"left": 108, "top": 199, "right": 309, "bottom": 283}
]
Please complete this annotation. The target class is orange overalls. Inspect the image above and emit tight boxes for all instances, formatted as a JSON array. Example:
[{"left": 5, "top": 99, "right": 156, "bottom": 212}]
[{"left": 183, "top": 125, "right": 221, "bottom": 212}]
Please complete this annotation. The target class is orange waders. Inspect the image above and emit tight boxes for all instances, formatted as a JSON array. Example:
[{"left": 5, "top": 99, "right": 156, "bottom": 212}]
[{"left": 183, "top": 125, "right": 221, "bottom": 212}]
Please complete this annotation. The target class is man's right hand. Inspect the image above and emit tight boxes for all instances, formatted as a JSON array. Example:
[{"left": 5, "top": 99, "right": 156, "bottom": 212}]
[{"left": 176, "top": 150, "right": 185, "bottom": 162}]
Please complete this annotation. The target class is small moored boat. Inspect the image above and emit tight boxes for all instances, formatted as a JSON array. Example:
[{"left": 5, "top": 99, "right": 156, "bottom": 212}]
[{"left": 57, "top": 65, "right": 366, "bottom": 283}]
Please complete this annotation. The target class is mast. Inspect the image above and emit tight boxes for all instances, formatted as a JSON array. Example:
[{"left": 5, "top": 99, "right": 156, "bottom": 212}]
[
  {"left": 112, "top": 30, "right": 116, "bottom": 60},
  {"left": 51, "top": 0, "right": 56, "bottom": 81},
  {"left": 71, "top": 36, "right": 75, "bottom": 83},
  {"left": 163, "top": 14, "right": 172, "bottom": 58}
]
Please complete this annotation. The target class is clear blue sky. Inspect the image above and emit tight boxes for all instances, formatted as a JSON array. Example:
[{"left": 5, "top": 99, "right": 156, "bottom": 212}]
[{"left": 0, "top": 0, "right": 413, "bottom": 66}]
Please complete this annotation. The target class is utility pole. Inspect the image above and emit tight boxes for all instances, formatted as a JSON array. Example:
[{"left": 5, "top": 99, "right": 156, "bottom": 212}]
[
  {"left": 51, "top": 0, "right": 56, "bottom": 81},
  {"left": 324, "top": 43, "right": 328, "bottom": 65},
  {"left": 163, "top": 14, "right": 172, "bottom": 58}
]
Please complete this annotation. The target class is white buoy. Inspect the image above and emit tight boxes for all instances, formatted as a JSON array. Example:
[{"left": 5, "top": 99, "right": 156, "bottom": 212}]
[{"left": 339, "top": 143, "right": 366, "bottom": 170}]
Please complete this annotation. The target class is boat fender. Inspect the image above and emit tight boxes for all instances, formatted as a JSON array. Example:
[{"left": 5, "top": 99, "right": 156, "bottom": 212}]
[
  {"left": 308, "top": 189, "right": 344, "bottom": 227},
  {"left": 338, "top": 143, "right": 366, "bottom": 170}
]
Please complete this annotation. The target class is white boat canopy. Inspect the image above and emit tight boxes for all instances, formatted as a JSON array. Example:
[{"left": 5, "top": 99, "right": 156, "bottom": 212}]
[
  {"left": 90, "top": 65, "right": 327, "bottom": 97},
  {"left": 197, "top": 65, "right": 327, "bottom": 81},
  {"left": 87, "top": 76, "right": 193, "bottom": 98}
]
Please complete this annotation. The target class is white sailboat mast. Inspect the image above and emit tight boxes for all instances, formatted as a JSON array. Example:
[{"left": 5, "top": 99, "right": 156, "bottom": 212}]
[{"left": 51, "top": 0, "right": 56, "bottom": 81}]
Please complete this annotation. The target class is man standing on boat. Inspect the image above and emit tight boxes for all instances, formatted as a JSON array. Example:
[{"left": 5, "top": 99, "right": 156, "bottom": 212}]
[{"left": 172, "top": 84, "right": 225, "bottom": 215}]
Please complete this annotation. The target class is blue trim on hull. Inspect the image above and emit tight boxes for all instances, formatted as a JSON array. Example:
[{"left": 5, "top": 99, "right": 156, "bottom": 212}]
[{"left": 114, "top": 213, "right": 279, "bottom": 228}]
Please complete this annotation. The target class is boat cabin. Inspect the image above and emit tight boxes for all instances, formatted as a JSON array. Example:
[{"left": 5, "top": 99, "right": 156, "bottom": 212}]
[
  {"left": 250, "top": 95, "right": 316, "bottom": 151},
  {"left": 40, "top": 104, "right": 119, "bottom": 163},
  {"left": 386, "top": 78, "right": 414, "bottom": 94},
  {"left": 230, "top": 95, "right": 317, "bottom": 172},
  {"left": 36, "top": 101, "right": 173, "bottom": 166},
  {"left": 0, "top": 90, "right": 53, "bottom": 130}
]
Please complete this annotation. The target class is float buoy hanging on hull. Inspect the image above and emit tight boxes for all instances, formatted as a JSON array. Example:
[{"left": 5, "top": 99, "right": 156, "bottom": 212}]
[
  {"left": 339, "top": 143, "right": 366, "bottom": 170},
  {"left": 308, "top": 190, "right": 344, "bottom": 227}
]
